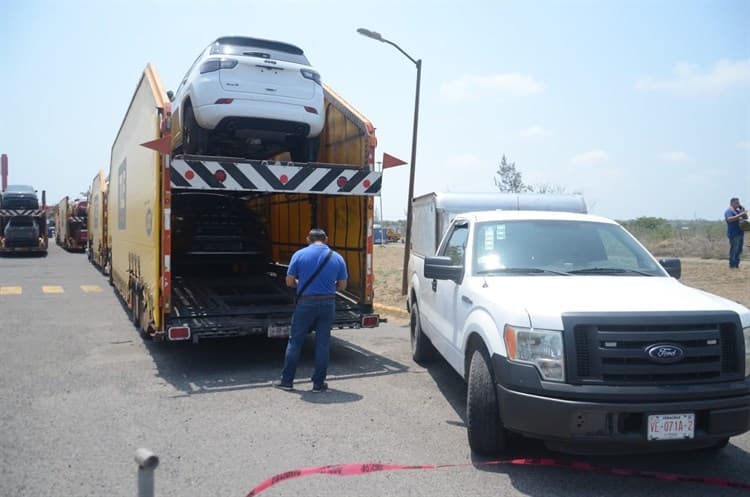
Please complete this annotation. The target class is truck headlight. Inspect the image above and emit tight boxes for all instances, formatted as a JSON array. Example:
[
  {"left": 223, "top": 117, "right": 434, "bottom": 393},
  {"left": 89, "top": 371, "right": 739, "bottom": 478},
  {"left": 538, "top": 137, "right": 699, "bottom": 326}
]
[
  {"left": 504, "top": 325, "right": 565, "bottom": 382},
  {"left": 744, "top": 327, "right": 750, "bottom": 378}
]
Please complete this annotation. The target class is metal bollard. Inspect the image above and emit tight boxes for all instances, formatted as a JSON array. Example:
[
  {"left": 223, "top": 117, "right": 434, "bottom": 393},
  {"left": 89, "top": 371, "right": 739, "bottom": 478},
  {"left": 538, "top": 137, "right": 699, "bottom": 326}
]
[{"left": 135, "top": 448, "right": 159, "bottom": 497}]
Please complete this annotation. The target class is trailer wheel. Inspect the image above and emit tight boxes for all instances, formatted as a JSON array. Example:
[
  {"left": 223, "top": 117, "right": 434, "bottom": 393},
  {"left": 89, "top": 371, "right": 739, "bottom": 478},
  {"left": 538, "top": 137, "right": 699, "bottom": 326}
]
[
  {"left": 410, "top": 301, "right": 435, "bottom": 363},
  {"left": 183, "top": 105, "right": 207, "bottom": 154},
  {"left": 130, "top": 286, "right": 141, "bottom": 328},
  {"left": 466, "top": 347, "right": 507, "bottom": 455},
  {"left": 138, "top": 297, "right": 152, "bottom": 340}
]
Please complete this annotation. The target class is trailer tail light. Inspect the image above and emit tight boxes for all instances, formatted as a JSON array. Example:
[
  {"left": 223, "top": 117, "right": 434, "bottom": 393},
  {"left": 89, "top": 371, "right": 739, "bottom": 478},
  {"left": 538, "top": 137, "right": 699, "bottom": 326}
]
[
  {"left": 214, "top": 170, "right": 227, "bottom": 183},
  {"left": 361, "top": 315, "right": 379, "bottom": 328},
  {"left": 168, "top": 326, "right": 191, "bottom": 341}
]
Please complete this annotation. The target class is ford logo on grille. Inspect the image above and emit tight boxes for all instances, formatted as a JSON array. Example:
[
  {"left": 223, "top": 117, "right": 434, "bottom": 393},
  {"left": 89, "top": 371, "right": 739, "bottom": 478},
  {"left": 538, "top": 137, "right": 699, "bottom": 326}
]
[{"left": 645, "top": 343, "right": 685, "bottom": 364}]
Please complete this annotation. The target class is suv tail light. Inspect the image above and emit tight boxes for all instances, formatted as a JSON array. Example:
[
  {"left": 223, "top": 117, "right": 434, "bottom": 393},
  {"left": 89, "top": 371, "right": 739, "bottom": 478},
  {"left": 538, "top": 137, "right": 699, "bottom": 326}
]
[
  {"left": 300, "top": 69, "right": 321, "bottom": 85},
  {"left": 200, "top": 58, "right": 239, "bottom": 73}
]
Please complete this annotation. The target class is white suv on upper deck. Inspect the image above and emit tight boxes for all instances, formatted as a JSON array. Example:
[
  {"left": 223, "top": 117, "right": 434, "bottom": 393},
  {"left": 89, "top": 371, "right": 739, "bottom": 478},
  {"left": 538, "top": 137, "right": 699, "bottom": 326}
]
[{"left": 169, "top": 36, "right": 325, "bottom": 161}]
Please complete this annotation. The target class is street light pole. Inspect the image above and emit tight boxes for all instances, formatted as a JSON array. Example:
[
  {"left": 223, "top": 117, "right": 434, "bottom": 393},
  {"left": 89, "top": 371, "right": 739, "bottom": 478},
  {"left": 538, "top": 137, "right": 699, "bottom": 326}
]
[{"left": 357, "top": 28, "right": 421, "bottom": 296}]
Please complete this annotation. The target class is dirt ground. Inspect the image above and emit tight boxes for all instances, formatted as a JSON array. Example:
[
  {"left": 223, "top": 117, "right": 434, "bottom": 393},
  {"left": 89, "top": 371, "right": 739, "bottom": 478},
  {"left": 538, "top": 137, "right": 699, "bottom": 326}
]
[{"left": 372, "top": 244, "right": 750, "bottom": 313}]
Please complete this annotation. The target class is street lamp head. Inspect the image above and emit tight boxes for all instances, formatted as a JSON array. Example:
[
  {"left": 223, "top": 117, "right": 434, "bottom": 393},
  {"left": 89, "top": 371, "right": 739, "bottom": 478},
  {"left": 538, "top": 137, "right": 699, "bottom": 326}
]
[{"left": 357, "top": 28, "right": 384, "bottom": 42}]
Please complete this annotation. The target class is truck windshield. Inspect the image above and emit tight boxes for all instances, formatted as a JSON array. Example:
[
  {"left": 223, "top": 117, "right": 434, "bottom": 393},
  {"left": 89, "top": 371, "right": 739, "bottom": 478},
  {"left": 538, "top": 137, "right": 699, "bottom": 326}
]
[{"left": 472, "top": 220, "right": 664, "bottom": 276}]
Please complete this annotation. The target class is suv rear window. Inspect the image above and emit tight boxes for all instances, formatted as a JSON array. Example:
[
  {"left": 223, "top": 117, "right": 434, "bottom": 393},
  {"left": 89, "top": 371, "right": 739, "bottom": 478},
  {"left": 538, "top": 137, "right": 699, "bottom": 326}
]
[
  {"left": 210, "top": 37, "right": 311, "bottom": 65},
  {"left": 4, "top": 185, "right": 35, "bottom": 193}
]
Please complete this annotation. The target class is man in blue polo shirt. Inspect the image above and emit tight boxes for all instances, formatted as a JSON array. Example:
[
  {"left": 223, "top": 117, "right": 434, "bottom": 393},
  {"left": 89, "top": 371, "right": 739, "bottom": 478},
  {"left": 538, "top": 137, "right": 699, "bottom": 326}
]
[
  {"left": 276, "top": 228, "right": 348, "bottom": 392},
  {"left": 725, "top": 197, "right": 748, "bottom": 269}
]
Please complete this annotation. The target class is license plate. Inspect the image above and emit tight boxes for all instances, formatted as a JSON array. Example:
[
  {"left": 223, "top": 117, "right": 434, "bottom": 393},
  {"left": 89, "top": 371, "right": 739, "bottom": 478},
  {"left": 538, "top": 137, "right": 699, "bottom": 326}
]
[
  {"left": 647, "top": 413, "right": 695, "bottom": 440},
  {"left": 267, "top": 325, "right": 291, "bottom": 338}
]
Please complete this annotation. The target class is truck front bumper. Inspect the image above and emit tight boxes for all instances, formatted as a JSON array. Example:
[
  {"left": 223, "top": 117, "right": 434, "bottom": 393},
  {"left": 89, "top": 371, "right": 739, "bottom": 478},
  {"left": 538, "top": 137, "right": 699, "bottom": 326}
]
[{"left": 497, "top": 384, "right": 750, "bottom": 449}]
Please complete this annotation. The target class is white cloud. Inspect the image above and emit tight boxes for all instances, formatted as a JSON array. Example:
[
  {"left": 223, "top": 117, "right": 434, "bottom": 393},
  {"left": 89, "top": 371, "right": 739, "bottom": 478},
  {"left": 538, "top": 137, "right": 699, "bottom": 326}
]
[
  {"left": 518, "top": 126, "right": 553, "bottom": 139},
  {"left": 660, "top": 151, "right": 690, "bottom": 163},
  {"left": 440, "top": 73, "right": 545, "bottom": 100},
  {"left": 571, "top": 150, "right": 609, "bottom": 167},
  {"left": 738, "top": 140, "right": 750, "bottom": 150},
  {"left": 636, "top": 59, "right": 750, "bottom": 97}
]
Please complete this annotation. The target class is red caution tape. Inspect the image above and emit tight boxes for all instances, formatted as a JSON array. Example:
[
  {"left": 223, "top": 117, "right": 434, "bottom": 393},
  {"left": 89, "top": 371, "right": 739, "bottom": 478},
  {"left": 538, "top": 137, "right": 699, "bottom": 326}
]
[{"left": 245, "top": 458, "right": 750, "bottom": 496}]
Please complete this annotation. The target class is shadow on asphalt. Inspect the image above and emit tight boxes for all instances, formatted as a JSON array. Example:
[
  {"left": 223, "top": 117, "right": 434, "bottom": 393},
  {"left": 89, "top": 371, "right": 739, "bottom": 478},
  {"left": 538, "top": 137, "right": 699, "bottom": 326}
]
[
  {"left": 141, "top": 334, "right": 410, "bottom": 397},
  {"left": 470, "top": 443, "right": 750, "bottom": 496},
  {"left": 417, "top": 350, "right": 750, "bottom": 495},
  {"left": 0, "top": 251, "right": 47, "bottom": 259}
]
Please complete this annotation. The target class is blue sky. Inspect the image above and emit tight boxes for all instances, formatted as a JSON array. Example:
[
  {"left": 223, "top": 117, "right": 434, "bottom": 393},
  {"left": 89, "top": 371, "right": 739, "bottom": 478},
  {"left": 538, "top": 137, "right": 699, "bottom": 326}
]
[{"left": 1, "top": 0, "right": 748, "bottom": 221}]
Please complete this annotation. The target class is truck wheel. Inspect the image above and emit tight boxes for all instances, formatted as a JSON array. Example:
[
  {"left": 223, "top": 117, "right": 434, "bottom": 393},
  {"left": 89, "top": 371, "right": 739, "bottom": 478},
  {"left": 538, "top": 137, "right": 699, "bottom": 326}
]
[
  {"left": 467, "top": 347, "right": 507, "bottom": 455},
  {"left": 183, "top": 105, "right": 207, "bottom": 154},
  {"left": 410, "top": 301, "right": 435, "bottom": 363},
  {"left": 702, "top": 437, "right": 729, "bottom": 452}
]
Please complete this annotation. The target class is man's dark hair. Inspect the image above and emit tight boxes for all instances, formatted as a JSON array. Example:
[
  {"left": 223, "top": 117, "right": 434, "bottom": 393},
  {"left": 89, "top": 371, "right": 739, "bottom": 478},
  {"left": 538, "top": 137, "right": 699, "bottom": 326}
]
[
  {"left": 731, "top": 197, "right": 739, "bottom": 203},
  {"left": 308, "top": 228, "right": 327, "bottom": 242}
]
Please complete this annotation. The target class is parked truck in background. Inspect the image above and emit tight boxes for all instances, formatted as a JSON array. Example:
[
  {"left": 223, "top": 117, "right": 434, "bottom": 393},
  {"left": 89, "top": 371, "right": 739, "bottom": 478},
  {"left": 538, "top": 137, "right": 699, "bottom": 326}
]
[
  {"left": 87, "top": 170, "right": 109, "bottom": 272},
  {"left": 407, "top": 192, "right": 750, "bottom": 455},
  {"left": 106, "top": 64, "right": 382, "bottom": 343},
  {"left": 0, "top": 185, "right": 48, "bottom": 255},
  {"left": 55, "top": 196, "right": 88, "bottom": 252}
]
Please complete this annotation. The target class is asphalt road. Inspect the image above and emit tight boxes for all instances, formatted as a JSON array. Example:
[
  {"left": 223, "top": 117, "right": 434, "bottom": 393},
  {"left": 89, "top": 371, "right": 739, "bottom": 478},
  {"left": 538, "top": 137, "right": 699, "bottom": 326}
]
[{"left": 1, "top": 244, "right": 749, "bottom": 497}]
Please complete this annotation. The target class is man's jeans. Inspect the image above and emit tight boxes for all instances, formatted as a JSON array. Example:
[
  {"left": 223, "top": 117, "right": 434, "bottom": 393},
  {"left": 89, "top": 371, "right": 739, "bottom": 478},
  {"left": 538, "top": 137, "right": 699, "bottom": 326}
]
[
  {"left": 281, "top": 298, "right": 335, "bottom": 386},
  {"left": 729, "top": 234, "right": 744, "bottom": 268}
]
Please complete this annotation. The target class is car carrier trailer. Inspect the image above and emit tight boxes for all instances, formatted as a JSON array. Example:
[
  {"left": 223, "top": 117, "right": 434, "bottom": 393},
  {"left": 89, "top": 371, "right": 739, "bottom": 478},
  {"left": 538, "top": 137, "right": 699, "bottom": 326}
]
[{"left": 107, "top": 64, "right": 383, "bottom": 343}]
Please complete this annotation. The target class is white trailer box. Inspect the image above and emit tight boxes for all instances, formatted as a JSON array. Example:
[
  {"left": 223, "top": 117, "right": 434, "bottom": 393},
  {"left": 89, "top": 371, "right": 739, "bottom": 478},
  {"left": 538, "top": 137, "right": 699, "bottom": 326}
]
[{"left": 410, "top": 192, "right": 587, "bottom": 257}]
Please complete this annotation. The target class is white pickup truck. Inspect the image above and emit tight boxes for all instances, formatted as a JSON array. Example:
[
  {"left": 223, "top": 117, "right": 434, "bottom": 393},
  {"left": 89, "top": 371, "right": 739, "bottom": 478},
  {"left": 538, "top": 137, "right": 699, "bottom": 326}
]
[{"left": 407, "top": 193, "right": 750, "bottom": 454}]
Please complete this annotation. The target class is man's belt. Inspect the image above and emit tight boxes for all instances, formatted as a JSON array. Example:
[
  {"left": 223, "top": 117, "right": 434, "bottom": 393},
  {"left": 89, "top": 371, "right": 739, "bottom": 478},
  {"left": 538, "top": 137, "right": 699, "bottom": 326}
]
[{"left": 296, "top": 293, "right": 336, "bottom": 301}]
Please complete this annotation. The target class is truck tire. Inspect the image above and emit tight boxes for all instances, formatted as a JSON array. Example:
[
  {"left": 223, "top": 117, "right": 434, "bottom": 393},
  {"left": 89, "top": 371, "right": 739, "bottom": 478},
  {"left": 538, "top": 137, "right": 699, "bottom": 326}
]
[
  {"left": 183, "top": 105, "right": 207, "bottom": 154},
  {"left": 467, "top": 347, "right": 507, "bottom": 455},
  {"left": 702, "top": 437, "right": 729, "bottom": 452},
  {"left": 410, "top": 301, "right": 435, "bottom": 363}
]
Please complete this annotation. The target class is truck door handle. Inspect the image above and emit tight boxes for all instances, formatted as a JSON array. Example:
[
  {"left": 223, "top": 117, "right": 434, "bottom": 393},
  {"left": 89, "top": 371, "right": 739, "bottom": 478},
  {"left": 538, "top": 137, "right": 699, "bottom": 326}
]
[
  {"left": 431, "top": 279, "right": 437, "bottom": 292},
  {"left": 461, "top": 295, "right": 472, "bottom": 305}
]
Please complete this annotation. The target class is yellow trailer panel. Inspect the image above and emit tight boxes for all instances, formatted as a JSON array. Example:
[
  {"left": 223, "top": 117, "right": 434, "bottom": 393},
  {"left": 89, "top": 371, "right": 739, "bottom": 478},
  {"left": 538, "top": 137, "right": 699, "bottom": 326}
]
[
  {"left": 108, "top": 64, "right": 168, "bottom": 331},
  {"left": 87, "top": 169, "right": 108, "bottom": 271}
]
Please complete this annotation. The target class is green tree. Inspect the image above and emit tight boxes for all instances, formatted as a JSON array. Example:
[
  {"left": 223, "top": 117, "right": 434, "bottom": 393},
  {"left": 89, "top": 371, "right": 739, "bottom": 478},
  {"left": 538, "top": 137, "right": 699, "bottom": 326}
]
[
  {"left": 494, "top": 154, "right": 531, "bottom": 193},
  {"left": 621, "top": 216, "right": 674, "bottom": 242}
]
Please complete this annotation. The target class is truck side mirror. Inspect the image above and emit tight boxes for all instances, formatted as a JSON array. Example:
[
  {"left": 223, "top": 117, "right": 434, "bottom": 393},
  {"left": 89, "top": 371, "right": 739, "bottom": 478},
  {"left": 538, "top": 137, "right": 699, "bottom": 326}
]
[
  {"left": 424, "top": 256, "right": 463, "bottom": 283},
  {"left": 167, "top": 90, "right": 174, "bottom": 101},
  {"left": 659, "top": 257, "right": 681, "bottom": 279}
]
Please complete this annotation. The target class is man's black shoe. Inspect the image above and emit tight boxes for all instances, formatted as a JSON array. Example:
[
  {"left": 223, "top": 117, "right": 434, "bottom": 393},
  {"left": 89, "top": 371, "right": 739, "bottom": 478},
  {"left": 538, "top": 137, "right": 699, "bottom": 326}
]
[
  {"left": 273, "top": 380, "right": 293, "bottom": 391},
  {"left": 312, "top": 382, "right": 328, "bottom": 393}
]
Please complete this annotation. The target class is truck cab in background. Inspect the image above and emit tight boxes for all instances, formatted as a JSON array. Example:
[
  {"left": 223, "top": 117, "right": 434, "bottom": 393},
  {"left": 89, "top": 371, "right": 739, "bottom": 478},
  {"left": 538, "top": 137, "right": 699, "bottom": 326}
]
[{"left": 0, "top": 185, "right": 48, "bottom": 255}]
